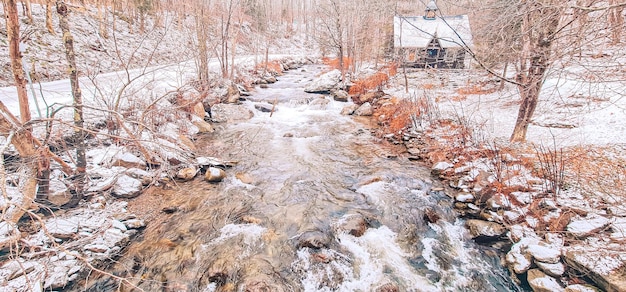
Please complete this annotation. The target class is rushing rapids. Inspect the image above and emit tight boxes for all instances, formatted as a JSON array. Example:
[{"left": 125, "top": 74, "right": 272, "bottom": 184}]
[{"left": 81, "top": 65, "right": 522, "bottom": 292}]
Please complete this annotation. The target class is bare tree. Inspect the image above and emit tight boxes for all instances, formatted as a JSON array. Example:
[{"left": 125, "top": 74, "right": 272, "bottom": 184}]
[
  {"left": 57, "top": 0, "right": 86, "bottom": 206},
  {"left": 3, "top": 0, "right": 32, "bottom": 124}
]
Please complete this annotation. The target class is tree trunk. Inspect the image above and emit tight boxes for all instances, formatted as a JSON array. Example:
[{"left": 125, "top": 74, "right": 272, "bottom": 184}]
[
  {"left": 46, "top": 0, "right": 56, "bottom": 34},
  {"left": 0, "top": 101, "right": 39, "bottom": 233},
  {"left": 510, "top": 2, "right": 560, "bottom": 143},
  {"left": 97, "top": 0, "right": 108, "bottom": 38},
  {"left": 22, "top": 0, "right": 33, "bottom": 23},
  {"left": 3, "top": 0, "right": 32, "bottom": 124},
  {"left": 195, "top": 11, "right": 209, "bottom": 81},
  {"left": 57, "top": 0, "right": 86, "bottom": 207},
  {"left": 608, "top": 0, "right": 624, "bottom": 44}
]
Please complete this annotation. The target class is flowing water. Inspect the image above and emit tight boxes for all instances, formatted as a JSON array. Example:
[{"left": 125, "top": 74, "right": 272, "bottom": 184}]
[{"left": 83, "top": 66, "right": 521, "bottom": 292}]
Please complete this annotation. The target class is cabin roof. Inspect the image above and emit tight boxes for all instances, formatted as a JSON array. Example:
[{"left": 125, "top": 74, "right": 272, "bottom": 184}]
[{"left": 394, "top": 15, "right": 473, "bottom": 49}]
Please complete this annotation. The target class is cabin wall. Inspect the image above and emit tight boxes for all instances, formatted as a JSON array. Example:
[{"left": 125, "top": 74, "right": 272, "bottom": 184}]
[{"left": 397, "top": 47, "right": 467, "bottom": 69}]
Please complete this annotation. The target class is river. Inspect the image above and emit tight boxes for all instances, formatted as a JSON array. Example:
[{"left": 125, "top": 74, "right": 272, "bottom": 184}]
[{"left": 81, "top": 65, "right": 521, "bottom": 292}]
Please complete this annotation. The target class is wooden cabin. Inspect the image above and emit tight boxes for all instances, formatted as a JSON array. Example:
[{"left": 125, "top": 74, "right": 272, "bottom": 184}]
[{"left": 394, "top": 0, "right": 473, "bottom": 69}]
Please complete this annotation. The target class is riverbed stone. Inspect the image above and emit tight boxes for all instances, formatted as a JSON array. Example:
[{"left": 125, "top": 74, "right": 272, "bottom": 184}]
[
  {"left": 465, "top": 219, "right": 506, "bottom": 240},
  {"left": 176, "top": 167, "right": 198, "bottom": 181},
  {"left": 564, "top": 249, "right": 626, "bottom": 292},
  {"left": 354, "top": 102, "right": 373, "bottom": 116},
  {"left": 211, "top": 104, "right": 254, "bottom": 123},
  {"left": 298, "top": 231, "right": 330, "bottom": 249},
  {"left": 536, "top": 261, "right": 565, "bottom": 277},
  {"left": 112, "top": 175, "right": 142, "bottom": 198},
  {"left": 567, "top": 215, "right": 611, "bottom": 238},
  {"left": 527, "top": 269, "right": 564, "bottom": 292},
  {"left": 193, "top": 119, "right": 215, "bottom": 133},
  {"left": 205, "top": 167, "right": 226, "bottom": 182},
  {"left": 123, "top": 219, "right": 146, "bottom": 229},
  {"left": 46, "top": 179, "right": 71, "bottom": 206},
  {"left": 455, "top": 192, "right": 475, "bottom": 203},
  {"left": 331, "top": 90, "right": 350, "bottom": 102},
  {"left": 111, "top": 152, "right": 146, "bottom": 169},
  {"left": 527, "top": 244, "right": 562, "bottom": 264},
  {"left": 45, "top": 218, "right": 79, "bottom": 240},
  {"left": 309, "top": 97, "right": 330, "bottom": 110},
  {"left": 341, "top": 104, "right": 359, "bottom": 115},
  {"left": 564, "top": 284, "right": 601, "bottom": 292},
  {"left": 336, "top": 214, "right": 369, "bottom": 237},
  {"left": 255, "top": 103, "right": 275, "bottom": 113},
  {"left": 376, "top": 283, "right": 400, "bottom": 292},
  {"left": 84, "top": 244, "right": 110, "bottom": 253}
]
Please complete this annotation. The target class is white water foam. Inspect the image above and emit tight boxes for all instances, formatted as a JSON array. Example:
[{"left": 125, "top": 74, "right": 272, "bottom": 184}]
[{"left": 295, "top": 226, "right": 436, "bottom": 291}]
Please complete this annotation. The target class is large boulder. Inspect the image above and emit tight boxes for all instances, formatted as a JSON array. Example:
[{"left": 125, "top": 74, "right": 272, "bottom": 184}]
[
  {"left": 304, "top": 69, "right": 341, "bottom": 93},
  {"left": 211, "top": 104, "right": 254, "bottom": 123},
  {"left": 564, "top": 249, "right": 626, "bottom": 292}
]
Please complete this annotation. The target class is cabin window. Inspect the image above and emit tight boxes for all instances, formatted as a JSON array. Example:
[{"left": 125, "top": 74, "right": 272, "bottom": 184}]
[{"left": 427, "top": 48, "right": 439, "bottom": 58}]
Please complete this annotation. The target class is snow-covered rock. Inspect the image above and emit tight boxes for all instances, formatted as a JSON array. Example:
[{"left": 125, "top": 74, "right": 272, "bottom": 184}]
[
  {"left": 111, "top": 152, "right": 146, "bottom": 169},
  {"left": 455, "top": 192, "right": 475, "bottom": 203},
  {"left": 84, "top": 244, "right": 110, "bottom": 253},
  {"left": 565, "top": 248, "right": 626, "bottom": 292},
  {"left": 111, "top": 175, "right": 143, "bottom": 198},
  {"left": 211, "top": 104, "right": 254, "bottom": 123},
  {"left": 564, "top": 284, "right": 601, "bottom": 292},
  {"left": 123, "top": 219, "right": 146, "bottom": 229},
  {"left": 304, "top": 69, "right": 341, "bottom": 93},
  {"left": 176, "top": 167, "right": 198, "bottom": 181},
  {"left": 527, "top": 269, "right": 564, "bottom": 292},
  {"left": 527, "top": 244, "right": 562, "bottom": 264},
  {"left": 432, "top": 161, "right": 454, "bottom": 174},
  {"left": 45, "top": 218, "right": 79, "bottom": 240},
  {"left": 0, "top": 221, "right": 20, "bottom": 249},
  {"left": 536, "top": 261, "right": 566, "bottom": 277},
  {"left": 506, "top": 237, "right": 540, "bottom": 274},
  {"left": 486, "top": 193, "right": 511, "bottom": 210},
  {"left": 205, "top": 167, "right": 226, "bottom": 182},
  {"left": 567, "top": 215, "right": 611, "bottom": 238},
  {"left": 609, "top": 218, "right": 626, "bottom": 242}
]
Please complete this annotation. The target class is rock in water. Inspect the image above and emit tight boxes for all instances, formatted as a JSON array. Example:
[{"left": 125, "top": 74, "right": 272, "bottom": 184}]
[
  {"left": 205, "top": 167, "right": 226, "bottom": 182},
  {"left": 298, "top": 231, "right": 331, "bottom": 249},
  {"left": 255, "top": 103, "right": 275, "bottom": 113},
  {"left": 465, "top": 219, "right": 506, "bottom": 240},
  {"left": 341, "top": 104, "right": 359, "bottom": 115},
  {"left": 331, "top": 90, "right": 350, "bottom": 102},
  {"left": 304, "top": 69, "right": 341, "bottom": 93}
]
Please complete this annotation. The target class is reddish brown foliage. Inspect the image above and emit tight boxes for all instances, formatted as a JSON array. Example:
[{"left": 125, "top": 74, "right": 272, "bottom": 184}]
[
  {"left": 349, "top": 64, "right": 398, "bottom": 96},
  {"left": 322, "top": 57, "right": 353, "bottom": 71},
  {"left": 256, "top": 60, "right": 283, "bottom": 75}
]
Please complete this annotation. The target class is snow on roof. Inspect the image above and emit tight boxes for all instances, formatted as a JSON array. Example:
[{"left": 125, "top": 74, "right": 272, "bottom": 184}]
[{"left": 394, "top": 15, "right": 473, "bottom": 49}]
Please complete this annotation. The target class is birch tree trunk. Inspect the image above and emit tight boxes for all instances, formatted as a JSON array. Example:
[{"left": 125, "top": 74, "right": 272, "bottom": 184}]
[
  {"left": 3, "top": 0, "right": 32, "bottom": 124},
  {"left": 57, "top": 0, "right": 86, "bottom": 207}
]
